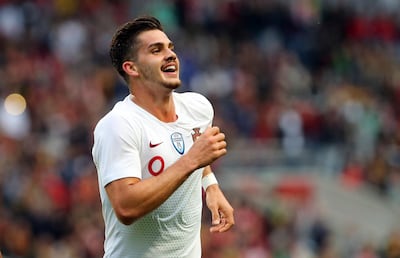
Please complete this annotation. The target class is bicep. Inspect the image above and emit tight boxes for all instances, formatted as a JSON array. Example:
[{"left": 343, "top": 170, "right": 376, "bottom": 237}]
[
  {"left": 105, "top": 177, "right": 142, "bottom": 224},
  {"left": 105, "top": 177, "right": 141, "bottom": 207}
]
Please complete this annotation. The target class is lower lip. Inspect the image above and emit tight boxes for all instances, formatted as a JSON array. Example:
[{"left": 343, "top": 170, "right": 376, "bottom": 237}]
[{"left": 164, "top": 72, "right": 178, "bottom": 76}]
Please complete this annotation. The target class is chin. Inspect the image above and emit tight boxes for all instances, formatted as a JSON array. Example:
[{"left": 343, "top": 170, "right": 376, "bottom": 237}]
[{"left": 165, "top": 79, "right": 181, "bottom": 89}]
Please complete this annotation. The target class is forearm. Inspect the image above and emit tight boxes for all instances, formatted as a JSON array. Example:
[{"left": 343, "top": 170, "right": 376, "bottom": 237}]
[
  {"left": 202, "top": 165, "right": 212, "bottom": 177},
  {"left": 107, "top": 155, "right": 198, "bottom": 225},
  {"left": 107, "top": 126, "right": 227, "bottom": 225}
]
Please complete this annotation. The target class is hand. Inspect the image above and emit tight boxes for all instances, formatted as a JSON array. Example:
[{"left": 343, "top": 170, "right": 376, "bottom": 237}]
[
  {"left": 186, "top": 126, "right": 227, "bottom": 169},
  {"left": 205, "top": 185, "right": 234, "bottom": 233}
]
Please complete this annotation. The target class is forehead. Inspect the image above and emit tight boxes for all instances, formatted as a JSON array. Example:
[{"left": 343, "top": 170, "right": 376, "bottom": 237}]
[{"left": 137, "top": 29, "right": 171, "bottom": 47}]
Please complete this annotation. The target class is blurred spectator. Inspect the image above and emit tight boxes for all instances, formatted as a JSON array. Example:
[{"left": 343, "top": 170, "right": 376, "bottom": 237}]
[{"left": 0, "top": 0, "right": 400, "bottom": 257}]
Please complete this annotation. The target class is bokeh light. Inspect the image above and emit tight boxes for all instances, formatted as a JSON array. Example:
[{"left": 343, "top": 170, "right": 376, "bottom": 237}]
[{"left": 4, "top": 93, "right": 27, "bottom": 115}]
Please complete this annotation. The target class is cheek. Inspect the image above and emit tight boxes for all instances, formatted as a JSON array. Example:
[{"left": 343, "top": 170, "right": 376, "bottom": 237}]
[{"left": 139, "top": 63, "right": 159, "bottom": 78}]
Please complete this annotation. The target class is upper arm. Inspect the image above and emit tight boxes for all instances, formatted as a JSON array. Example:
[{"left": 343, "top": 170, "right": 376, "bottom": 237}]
[
  {"left": 105, "top": 177, "right": 140, "bottom": 202},
  {"left": 93, "top": 114, "right": 142, "bottom": 187},
  {"left": 105, "top": 177, "right": 141, "bottom": 224}
]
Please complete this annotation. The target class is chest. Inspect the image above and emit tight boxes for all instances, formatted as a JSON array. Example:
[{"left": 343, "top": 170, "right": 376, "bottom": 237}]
[{"left": 139, "top": 121, "right": 207, "bottom": 178}]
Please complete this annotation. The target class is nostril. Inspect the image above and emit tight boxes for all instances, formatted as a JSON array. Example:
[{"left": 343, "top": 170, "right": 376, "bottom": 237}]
[{"left": 166, "top": 56, "right": 176, "bottom": 62}]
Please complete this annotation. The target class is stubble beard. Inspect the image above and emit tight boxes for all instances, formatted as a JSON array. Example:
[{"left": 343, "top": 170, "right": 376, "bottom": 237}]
[
  {"left": 140, "top": 64, "right": 181, "bottom": 90},
  {"left": 164, "top": 79, "right": 181, "bottom": 90}
]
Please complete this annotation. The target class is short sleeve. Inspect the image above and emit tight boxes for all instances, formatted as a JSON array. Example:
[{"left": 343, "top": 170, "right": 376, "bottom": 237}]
[{"left": 92, "top": 113, "right": 142, "bottom": 187}]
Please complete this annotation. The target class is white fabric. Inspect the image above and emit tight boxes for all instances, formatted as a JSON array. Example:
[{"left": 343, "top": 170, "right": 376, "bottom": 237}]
[
  {"left": 202, "top": 172, "right": 218, "bottom": 191},
  {"left": 92, "top": 91, "right": 213, "bottom": 258}
]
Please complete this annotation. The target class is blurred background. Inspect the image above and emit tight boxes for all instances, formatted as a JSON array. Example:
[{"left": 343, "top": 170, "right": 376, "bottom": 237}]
[{"left": 0, "top": 0, "right": 400, "bottom": 257}]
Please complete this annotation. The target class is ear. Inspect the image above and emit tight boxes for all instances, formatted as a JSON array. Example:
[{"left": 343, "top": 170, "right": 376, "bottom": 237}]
[{"left": 122, "top": 61, "right": 139, "bottom": 77}]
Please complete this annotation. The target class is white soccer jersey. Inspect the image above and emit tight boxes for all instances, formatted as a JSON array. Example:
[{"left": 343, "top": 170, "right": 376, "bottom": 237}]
[{"left": 92, "top": 91, "right": 213, "bottom": 258}]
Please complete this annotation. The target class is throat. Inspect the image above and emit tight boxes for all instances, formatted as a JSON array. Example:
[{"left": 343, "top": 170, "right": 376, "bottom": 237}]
[
  {"left": 156, "top": 111, "right": 178, "bottom": 123},
  {"left": 130, "top": 95, "right": 177, "bottom": 122}
]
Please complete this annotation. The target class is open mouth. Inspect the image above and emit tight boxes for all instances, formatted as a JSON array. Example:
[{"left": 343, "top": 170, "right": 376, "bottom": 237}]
[{"left": 161, "top": 64, "right": 177, "bottom": 73}]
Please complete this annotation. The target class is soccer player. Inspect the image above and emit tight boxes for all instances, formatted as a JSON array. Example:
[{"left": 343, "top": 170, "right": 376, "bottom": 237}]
[{"left": 92, "top": 16, "right": 235, "bottom": 257}]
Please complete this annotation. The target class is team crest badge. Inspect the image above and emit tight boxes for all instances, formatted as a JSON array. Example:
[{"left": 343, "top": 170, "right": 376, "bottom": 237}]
[{"left": 171, "top": 132, "right": 185, "bottom": 154}]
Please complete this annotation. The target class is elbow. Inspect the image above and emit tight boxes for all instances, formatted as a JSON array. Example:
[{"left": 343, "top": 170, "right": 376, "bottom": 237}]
[
  {"left": 116, "top": 214, "right": 135, "bottom": 226},
  {"left": 114, "top": 207, "right": 143, "bottom": 225}
]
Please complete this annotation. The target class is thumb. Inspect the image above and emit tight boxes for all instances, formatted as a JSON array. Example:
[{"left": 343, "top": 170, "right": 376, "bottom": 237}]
[{"left": 210, "top": 208, "right": 221, "bottom": 225}]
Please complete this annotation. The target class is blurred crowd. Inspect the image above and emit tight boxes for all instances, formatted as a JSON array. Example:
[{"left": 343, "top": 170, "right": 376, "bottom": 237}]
[{"left": 1, "top": 0, "right": 400, "bottom": 257}]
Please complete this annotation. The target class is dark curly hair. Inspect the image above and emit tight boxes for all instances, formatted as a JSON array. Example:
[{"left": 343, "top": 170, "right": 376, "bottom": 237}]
[{"left": 109, "top": 16, "right": 163, "bottom": 82}]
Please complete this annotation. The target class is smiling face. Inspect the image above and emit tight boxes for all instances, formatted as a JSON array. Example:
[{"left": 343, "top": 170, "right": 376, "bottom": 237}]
[{"left": 132, "top": 29, "right": 181, "bottom": 90}]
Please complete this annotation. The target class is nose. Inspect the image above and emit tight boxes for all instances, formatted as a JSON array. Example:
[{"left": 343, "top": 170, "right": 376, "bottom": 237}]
[
  {"left": 165, "top": 49, "right": 177, "bottom": 61},
  {"left": 166, "top": 55, "right": 176, "bottom": 62}
]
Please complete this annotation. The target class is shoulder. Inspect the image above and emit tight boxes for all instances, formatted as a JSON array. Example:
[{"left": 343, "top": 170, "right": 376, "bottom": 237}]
[
  {"left": 175, "top": 91, "right": 209, "bottom": 101},
  {"left": 95, "top": 102, "right": 124, "bottom": 130},
  {"left": 173, "top": 91, "right": 214, "bottom": 121},
  {"left": 174, "top": 91, "right": 213, "bottom": 110},
  {"left": 93, "top": 96, "right": 140, "bottom": 137}
]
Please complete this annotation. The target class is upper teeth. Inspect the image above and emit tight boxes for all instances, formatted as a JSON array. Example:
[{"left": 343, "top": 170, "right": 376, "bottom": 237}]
[{"left": 164, "top": 65, "right": 176, "bottom": 72}]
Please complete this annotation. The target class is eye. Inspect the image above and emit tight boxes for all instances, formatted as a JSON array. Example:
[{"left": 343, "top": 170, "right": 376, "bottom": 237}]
[{"left": 151, "top": 48, "right": 161, "bottom": 54}]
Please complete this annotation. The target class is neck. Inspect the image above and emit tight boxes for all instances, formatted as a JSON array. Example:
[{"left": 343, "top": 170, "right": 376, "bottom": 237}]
[{"left": 130, "top": 92, "right": 177, "bottom": 123}]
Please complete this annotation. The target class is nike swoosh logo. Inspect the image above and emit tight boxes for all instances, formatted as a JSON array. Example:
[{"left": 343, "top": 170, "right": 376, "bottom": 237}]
[{"left": 149, "top": 141, "right": 163, "bottom": 148}]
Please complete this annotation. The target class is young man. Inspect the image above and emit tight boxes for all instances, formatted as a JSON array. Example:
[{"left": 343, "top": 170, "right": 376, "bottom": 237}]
[{"left": 92, "top": 16, "right": 234, "bottom": 257}]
